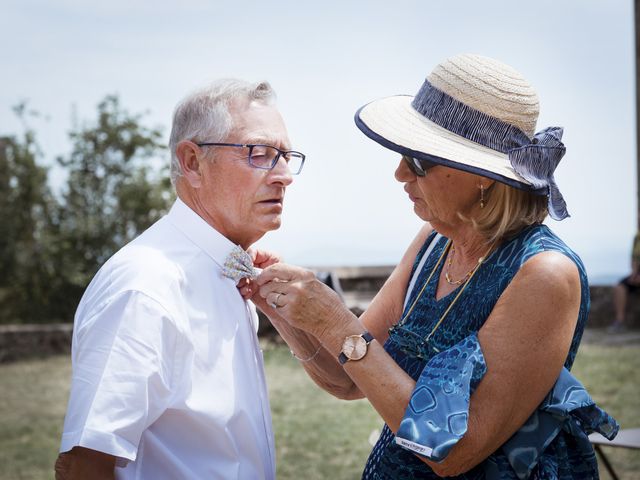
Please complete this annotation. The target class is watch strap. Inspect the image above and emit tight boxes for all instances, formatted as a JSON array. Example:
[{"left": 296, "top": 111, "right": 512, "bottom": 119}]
[{"left": 338, "top": 352, "right": 348, "bottom": 364}]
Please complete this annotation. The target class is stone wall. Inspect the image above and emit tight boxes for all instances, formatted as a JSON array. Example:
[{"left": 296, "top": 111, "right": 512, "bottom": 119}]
[
  {"left": 0, "top": 323, "right": 72, "bottom": 363},
  {"left": 1, "top": 282, "right": 637, "bottom": 363},
  {"left": 589, "top": 285, "right": 640, "bottom": 328}
]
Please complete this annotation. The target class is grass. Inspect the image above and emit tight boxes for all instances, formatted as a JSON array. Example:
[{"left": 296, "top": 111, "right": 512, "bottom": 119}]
[
  {"left": 0, "top": 355, "right": 71, "bottom": 479},
  {"left": 263, "top": 344, "right": 382, "bottom": 479},
  {"left": 0, "top": 342, "right": 638, "bottom": 479},
  {"left": 571, "top": 343, "right": 640, "bottom": 479}
]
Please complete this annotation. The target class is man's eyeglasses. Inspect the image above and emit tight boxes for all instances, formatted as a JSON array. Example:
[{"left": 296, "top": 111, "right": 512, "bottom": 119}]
[
  {"left": 403, "top": 155, "right": 437, "bottom": 177},
  {"left": 196, "top": 142, "right": 305, "bottom": 175}
]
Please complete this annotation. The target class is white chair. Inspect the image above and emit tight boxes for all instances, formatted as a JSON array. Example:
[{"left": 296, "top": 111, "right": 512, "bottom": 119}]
[{"left": 589, "top": 428, "right": 640, "bottom": 480}]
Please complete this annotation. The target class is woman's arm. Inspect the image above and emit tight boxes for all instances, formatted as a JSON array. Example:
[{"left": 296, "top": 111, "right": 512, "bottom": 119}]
[
  {"left": 252, "top": 224, "right": 434, "bottom": 400},
  {"left": 360, "top": 250, "right": 581, "bottom": 476},
  {"left": 425, "top": 251, "right": 580, "bottom": 475},
  {"left": 252, "top": 293, "right": 363, "bottom": 399},
  {"left": 259, "top": 249, "right": 581, "bottom": 476}
]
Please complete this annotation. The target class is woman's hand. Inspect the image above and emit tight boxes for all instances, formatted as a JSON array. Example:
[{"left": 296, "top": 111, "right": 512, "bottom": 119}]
[
  {"left": 256, "top": 263, "right": 347, "bottom": 341},
  {"left": 250, "top": 248, "right": 282, "bottom": 269},
  {"left": 238, "top": 248, "right": 282, "bottom": 300}
]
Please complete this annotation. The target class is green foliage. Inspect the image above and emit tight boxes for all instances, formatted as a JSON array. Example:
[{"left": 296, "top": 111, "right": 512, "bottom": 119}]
[
  {"left": 0, "top": 96, "right": 173, "bottom": 324},
  {"left": 56, "top": 95, "right": 172, "bottom": 294},
  {"left": 0, "top": 105, "right": 59, "bottom": 323}
]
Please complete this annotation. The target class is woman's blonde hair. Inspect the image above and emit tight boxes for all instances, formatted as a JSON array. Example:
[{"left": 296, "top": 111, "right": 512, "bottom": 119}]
[{"left": 463, "top": 182, "right": 548, "bottom": 243}]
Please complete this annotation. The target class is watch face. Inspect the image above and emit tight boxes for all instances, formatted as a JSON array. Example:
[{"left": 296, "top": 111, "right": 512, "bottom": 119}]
[{"left": 342, "top": 335, "right": 367, "bottom": 361}]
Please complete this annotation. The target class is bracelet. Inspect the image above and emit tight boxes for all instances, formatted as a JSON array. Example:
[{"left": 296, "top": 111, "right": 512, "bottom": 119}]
[{"left": 290, "top": 343, "right": 323, "bottom": 363}]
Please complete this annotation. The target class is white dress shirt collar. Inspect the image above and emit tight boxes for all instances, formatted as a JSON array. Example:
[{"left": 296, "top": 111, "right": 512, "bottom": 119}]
[{"left": 166, "top": 197, "right": 239, "bottom": 270}]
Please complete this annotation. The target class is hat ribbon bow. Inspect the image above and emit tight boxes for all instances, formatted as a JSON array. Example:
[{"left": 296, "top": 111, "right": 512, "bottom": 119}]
[{"left": 508, "top": 126, "right": 569, "bottom": 221}]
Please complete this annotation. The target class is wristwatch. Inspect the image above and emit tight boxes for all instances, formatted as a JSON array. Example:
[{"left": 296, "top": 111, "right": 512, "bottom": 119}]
[{"left": 338, "top": 331, "right": 374, "bottom": 365}]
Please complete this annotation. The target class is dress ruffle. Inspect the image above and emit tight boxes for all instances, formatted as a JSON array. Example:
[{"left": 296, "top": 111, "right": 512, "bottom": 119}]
[{"left": 396, "top": 334, "right": 619, "bottom": 479}]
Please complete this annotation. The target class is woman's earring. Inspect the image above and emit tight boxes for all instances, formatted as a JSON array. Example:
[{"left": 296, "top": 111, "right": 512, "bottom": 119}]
[{"left": 480, "top": 184, "right": 485, "bottom": 209}]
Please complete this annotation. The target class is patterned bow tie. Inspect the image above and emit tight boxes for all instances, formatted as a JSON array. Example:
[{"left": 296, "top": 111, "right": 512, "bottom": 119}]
[{"left": 222, "top": 245, "right": 260, "bottom": 282}]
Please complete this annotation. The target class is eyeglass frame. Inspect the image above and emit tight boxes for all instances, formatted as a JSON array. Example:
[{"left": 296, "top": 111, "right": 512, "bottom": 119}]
[
  {"left": 196, "top": 142, "right": 306, "bottom": 175},
  {"left": 403, "top": 155, "right": 438, "bottom": 177}
]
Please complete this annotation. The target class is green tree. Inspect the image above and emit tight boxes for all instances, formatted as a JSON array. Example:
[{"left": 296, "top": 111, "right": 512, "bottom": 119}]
[
  {"left": 0, "top": 104, "right": 59, "bottom": 323},
  {"left": 56, "top": 95, "right": 173, "bottom": 310},
  {"left": 0, "top": 96, "right": 173, "bottom": 324}
]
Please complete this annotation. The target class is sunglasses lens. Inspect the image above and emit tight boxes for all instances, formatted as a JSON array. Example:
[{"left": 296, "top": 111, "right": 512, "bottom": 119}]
[
  {"left": 403, "top": 156, "right": 422, "bottom": 176},
  {"left": 403, "top": 156, "right": 427, "bottom": 176},
  {"left": 412, "top": 158, "right": 426, "bottom": 175}
]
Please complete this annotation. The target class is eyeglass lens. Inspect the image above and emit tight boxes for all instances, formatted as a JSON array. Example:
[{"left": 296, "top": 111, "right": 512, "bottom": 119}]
[{"left": 250, "top": 145, "right": 304, "bottom": 174}]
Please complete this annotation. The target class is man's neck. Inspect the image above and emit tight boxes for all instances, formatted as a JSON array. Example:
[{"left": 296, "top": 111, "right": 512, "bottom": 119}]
[{"left": 175, "top": 188, "right": 257, "bottom": 250}]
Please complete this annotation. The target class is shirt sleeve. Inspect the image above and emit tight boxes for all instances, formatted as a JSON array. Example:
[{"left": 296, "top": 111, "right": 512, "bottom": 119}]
[{"left": 60, "top": 290, "right": 186, "bottom": 462}]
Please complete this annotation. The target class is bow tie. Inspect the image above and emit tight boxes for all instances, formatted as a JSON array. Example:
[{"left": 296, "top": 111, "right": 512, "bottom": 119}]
[{"left": 222, "top": 245, "right": 260, "bottom": 282}]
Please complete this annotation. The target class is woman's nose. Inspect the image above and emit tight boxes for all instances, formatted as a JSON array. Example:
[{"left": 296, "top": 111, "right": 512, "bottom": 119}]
[{"left": 395, "top": 157, "right": 415, "bottom": 182}]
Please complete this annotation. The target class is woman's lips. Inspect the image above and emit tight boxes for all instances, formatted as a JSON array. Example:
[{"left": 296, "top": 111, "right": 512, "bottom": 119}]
[{"left": 405, "top": 187, "right": 417, "bottom": 202}]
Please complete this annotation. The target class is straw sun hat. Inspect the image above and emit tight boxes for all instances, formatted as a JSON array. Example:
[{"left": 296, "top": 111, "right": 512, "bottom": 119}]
[{"left": 355, "top": 53, "right": 569, "bottom": 220}]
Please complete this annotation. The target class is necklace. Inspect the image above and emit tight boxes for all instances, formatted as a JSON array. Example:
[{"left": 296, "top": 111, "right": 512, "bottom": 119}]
[
  {"left": 445, "top": 243, "right": 488, "bottom": 285},
  {"left": 396, "top": 239, "right": 494, "bottom": 351}
]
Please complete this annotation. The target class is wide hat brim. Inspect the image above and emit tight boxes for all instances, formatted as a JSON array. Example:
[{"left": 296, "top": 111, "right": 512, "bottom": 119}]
[{"left": 355, "top": 95, "right": 544, "bottom": 192}]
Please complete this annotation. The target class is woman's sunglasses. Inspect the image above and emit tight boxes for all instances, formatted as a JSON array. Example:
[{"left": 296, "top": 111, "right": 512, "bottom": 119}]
[{"left": 403, "top": 155, "right": 438, "bottom": 177}]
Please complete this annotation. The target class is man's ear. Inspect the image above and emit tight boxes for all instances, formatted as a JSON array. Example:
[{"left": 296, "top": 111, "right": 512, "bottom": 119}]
[{"left": 176, "top": 141, "right": 204, "bottom": 187}]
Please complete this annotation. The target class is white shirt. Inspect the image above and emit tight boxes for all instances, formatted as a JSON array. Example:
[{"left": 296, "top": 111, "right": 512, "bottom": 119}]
[{"left": 60, "top": 198, "right": 276, "bottom": 480}]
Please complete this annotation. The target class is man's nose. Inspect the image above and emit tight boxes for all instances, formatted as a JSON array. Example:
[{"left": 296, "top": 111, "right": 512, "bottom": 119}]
[{"left": 268, "top": 156, "right": 294, "bottom": 185}]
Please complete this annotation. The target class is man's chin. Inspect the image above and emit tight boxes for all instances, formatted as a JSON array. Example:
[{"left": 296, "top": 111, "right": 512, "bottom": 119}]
[
  {"left": 256, "top": 215, "right": 283, "bottom": 234},
  {"left": 268, "top": 217, "right": 283, "bottom": 231}
]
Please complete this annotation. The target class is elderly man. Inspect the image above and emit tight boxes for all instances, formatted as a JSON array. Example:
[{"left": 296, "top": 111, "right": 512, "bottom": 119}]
[{"left": 55, "top": 79, "right": 305, "bottom": 479}]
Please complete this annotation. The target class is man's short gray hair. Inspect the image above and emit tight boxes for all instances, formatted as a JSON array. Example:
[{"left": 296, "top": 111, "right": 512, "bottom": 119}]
[{"left": 168, "top": 79, "right": 276, "bottom": 185}]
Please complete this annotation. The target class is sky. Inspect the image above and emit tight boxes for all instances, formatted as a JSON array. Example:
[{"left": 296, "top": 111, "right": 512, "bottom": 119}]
[{"left": 0, "top": 0, "right": 636, "bottom": 283}]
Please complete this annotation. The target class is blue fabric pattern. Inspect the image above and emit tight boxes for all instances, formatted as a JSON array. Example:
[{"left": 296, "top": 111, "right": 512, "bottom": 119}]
[
  {"left": 362, "top": 224, "right": 613, "bottom": 480},
  {"left": 396, "top": 335, "right": 618, "bottom": 479},
  {"left": 508, "top": 127, "right": 568, "bottom": 221},
  {"left": 412, "top": 80, "right": 531, "bottom": 153},
  {"left": 395, "top": 334, "right": 487, "bottom": 462}
]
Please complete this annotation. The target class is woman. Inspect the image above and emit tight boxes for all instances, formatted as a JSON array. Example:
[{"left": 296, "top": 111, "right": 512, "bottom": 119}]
[{"left": 246, "top": 54, "right": 617, "bottom": 478}]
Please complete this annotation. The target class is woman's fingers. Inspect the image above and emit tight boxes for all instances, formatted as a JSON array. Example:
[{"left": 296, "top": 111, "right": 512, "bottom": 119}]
[
  {"left": 238, "top": 278, "right": 254, "bottom": 299},
  {"left": 267, "top": 291, "right": 288, "bottom": 309},
  {"left": 257, "top": 266, "right": 304, "bottom": 306},
  {"left": 249, "top": 248, "right": 282, "bottom": 269},
  {"left": 258, "top": 277, "right": 290, "bottom": 302},
  {"left": 252, "top": 290, "right": 277, "bottom": 313},
  {"left": 254, "top": 264, "right": 342, "bottom": 338},
  {"left": 256, "top": 263, "right": 313, "bottom": 286}
]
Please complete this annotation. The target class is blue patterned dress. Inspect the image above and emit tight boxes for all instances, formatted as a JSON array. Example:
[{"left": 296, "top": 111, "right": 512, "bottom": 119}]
[{"left": 362, "top": 224, "right": 607, "bottom": 479}]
